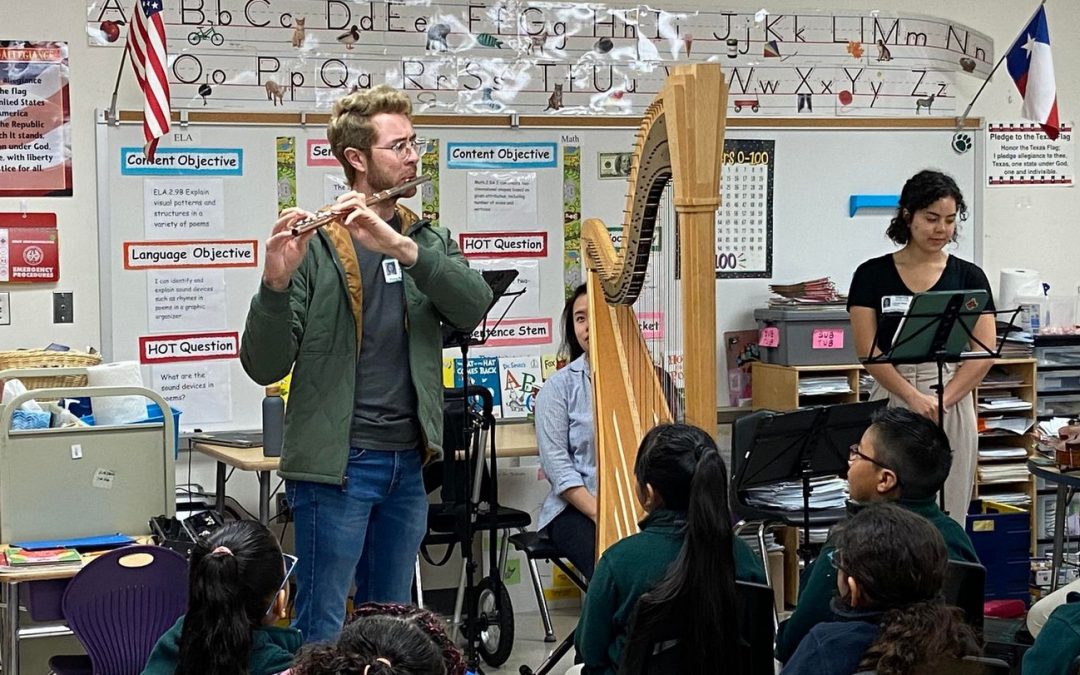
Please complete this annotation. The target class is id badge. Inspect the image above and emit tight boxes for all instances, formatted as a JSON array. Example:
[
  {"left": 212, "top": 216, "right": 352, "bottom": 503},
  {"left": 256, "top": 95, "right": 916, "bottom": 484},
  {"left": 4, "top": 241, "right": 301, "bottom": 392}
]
[
  {"left": 382, "top": 258, "right": 403, "bottom": 283},
  {"left": 881, "top": 295, "right": 912, "bottom": 314}
]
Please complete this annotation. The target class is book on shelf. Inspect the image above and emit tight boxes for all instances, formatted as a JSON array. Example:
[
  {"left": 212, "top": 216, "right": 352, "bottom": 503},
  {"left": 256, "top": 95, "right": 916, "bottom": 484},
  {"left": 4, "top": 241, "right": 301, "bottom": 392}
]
[{"left": 1, "top": 547, "right": 82, "bottom": 568}]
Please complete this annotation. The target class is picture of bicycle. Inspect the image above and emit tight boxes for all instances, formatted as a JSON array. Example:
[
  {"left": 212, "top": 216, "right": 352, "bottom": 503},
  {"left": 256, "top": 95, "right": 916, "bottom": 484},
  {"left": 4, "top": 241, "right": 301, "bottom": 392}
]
[{"left": 187, "top": 26, "right": 224, "bottom": 46}]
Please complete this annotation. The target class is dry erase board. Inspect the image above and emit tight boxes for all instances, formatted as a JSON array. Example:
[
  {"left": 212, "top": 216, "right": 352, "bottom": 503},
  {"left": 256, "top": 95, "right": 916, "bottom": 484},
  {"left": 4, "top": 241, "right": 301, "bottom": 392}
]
[{"left": 96, "top": 110, "right": 981, "bottom": 431}]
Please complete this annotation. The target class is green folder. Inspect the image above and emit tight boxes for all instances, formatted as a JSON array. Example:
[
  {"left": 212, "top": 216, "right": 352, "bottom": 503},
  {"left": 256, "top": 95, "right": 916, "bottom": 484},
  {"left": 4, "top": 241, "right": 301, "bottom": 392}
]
[{"left": 888, "top": 290, "right": 990, "bottom": 361}]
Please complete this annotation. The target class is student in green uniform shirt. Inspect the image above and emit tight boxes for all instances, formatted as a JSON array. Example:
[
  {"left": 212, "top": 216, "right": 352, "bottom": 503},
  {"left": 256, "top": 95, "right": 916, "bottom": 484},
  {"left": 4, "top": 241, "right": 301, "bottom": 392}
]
[
  {"left": 142, "top": 520, "right": 302, "bottom": 675},
  {"left": 1023, "top": 599, "right": 1080, "bottom": 675},
  {"left": 775, "top": 406, "right": 979, "bottom": 663},
  {"left": 573, "top": 423, "right": 766, "bottom": 675}
]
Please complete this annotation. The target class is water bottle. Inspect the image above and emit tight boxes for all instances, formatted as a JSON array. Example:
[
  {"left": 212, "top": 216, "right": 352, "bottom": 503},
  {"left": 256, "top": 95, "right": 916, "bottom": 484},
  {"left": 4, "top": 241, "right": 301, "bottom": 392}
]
[{"left": 262, "top": 385, "right": 284, "bottom": 457}]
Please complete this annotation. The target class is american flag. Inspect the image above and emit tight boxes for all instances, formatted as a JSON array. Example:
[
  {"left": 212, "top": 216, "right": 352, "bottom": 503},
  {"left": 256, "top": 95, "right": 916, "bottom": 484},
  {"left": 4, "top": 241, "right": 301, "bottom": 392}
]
[{"left": 126, "top": 0, "right": 170, "bottom": 160}]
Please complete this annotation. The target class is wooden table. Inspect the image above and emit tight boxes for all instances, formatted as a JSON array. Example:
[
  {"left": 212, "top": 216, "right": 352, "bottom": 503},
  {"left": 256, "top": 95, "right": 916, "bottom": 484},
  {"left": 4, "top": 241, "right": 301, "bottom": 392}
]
[
  {"left": 190, "top": 442, "right": 280, "bottom": 526},
  {"left": 191, "top": 423, "right": 538, "bottom": 526},
  {"left": 1028, "top": 460, "right": 1080, "bottom": 592},
  {"left": 0, "top": 540, "right": 151, "bottom": 675}
]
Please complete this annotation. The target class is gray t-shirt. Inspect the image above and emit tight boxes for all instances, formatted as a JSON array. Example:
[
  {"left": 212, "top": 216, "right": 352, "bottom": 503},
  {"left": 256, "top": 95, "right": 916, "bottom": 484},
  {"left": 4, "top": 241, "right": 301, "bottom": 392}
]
[{"left": 350, "top": 216, "right": 420, "bottom": 450}]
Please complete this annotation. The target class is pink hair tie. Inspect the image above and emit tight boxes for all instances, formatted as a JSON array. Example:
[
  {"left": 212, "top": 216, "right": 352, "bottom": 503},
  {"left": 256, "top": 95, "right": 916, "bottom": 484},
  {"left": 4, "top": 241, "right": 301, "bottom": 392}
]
[
  {"left": 210, "top": 546, "right": 233, "bottom": 556},
  {"left": 363, "top": 657, "right": 392, "bottom": 674}
]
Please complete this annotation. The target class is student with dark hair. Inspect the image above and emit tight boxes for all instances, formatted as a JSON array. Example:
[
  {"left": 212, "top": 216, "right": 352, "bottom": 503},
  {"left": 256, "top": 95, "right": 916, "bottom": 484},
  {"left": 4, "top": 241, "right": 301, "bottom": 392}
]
[
  {"left": 847, "top": 169, "right": 995, "bottom": 525},
  {"left": 774, "top": 407, "right": 978, "bottom": 662},
  {"left": 573, "top": 423, "right": 766, "bottom": 675},
  {"left": 782, "top": 502, "right": 979, "bottom": 675},
  {"left": 535, "top": 283, "right": 598, "bottom": 578},
  {"left": 289, "top": 603, "right": 454, "bottom": 675},
  {"left": 142, "top": 520, "right": 301, "bottom": 675}
]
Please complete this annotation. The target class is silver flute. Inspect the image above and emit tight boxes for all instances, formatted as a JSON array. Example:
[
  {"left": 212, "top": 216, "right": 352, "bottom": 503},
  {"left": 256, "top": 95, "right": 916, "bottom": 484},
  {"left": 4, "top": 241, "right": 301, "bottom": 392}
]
[{"left": 290, "top": 175, "right": 432, "bottom": 237}]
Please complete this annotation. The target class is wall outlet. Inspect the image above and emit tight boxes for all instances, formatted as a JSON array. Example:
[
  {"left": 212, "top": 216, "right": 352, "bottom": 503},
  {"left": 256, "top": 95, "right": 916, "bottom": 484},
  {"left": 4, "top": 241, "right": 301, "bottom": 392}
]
[
  {"left": 0, "top": 292, "right": 9, "bottom": 325},
  {"left": 53, "top": 291, "right": 73, "bottom": 324}
]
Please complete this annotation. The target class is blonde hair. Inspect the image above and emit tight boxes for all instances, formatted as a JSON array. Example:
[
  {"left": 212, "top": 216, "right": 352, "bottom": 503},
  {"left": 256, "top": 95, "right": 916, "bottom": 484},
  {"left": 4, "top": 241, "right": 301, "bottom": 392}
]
[{"left": 327, "top": 85, "right": 413, "bottom": 186}]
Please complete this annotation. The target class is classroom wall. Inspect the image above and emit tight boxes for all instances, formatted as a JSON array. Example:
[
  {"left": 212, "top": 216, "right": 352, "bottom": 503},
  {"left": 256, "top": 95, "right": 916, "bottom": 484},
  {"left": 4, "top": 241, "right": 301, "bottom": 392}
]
[
  {"left": 1, "top": 1, "right": 1079, "bottom": 517},
  {"left": 1, "top": 0, "right": 1077, "bottom": 353}
]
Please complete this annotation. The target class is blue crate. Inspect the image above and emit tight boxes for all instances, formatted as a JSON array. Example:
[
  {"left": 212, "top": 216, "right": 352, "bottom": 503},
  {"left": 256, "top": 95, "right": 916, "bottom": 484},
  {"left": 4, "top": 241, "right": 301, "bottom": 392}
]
[
  {"left": 82, "top": 403, "right": 181, "bottom": 458},
  {"left": 966, "top": 500, "right": 1031, "bottom": 604}
]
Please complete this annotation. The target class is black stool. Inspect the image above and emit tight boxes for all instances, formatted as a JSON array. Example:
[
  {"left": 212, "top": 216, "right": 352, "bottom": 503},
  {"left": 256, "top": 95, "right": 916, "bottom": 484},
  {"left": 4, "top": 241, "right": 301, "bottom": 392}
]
[{"left": 509, "top": 530, "right": 589, "bottom": 675}]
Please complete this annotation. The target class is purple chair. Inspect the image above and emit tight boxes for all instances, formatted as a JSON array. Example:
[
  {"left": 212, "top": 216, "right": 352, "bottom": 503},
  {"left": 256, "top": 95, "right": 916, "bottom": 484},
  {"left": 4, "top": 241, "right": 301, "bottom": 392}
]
[{"left": 48, "top": 545, "right": 188, "bottom": 675}]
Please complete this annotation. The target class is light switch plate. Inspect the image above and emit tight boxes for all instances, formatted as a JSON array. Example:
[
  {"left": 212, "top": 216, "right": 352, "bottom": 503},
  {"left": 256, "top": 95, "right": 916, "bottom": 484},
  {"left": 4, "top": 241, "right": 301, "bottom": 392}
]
[{"left": 0, "top": 292, "right": 9, "bottom": 325}]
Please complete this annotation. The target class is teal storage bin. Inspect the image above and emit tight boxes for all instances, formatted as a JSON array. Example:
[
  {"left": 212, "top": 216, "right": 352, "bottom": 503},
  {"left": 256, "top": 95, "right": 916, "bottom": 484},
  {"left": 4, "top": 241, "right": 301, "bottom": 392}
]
[{"left": 82, "top": 403, "right": 181, "bottom": 458}]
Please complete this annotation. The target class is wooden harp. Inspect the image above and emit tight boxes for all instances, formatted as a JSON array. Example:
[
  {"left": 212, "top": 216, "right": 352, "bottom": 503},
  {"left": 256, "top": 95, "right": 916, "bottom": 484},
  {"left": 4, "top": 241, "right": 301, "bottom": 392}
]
[{"left": 581, "top": 64, "right": 728, "bottom": 556}]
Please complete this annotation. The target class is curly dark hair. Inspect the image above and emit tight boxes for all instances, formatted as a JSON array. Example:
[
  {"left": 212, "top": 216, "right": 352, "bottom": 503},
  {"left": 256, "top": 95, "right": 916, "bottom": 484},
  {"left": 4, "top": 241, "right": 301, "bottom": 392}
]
[
  {"left": 831, "top": 503, "right": 979, "bottom": 674},
  {"left": 290, "top": 603, "right": 463, "bottom": 675},
  {"left": 886, "top": 170, "right": 966, "bottom": 245}
]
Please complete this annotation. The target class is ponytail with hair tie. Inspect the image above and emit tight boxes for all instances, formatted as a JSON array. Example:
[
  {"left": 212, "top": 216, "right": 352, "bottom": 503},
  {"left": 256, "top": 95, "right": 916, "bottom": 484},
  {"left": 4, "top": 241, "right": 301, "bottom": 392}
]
[{"left": 364, "top": 657, "right": 393, "bottom": 674}]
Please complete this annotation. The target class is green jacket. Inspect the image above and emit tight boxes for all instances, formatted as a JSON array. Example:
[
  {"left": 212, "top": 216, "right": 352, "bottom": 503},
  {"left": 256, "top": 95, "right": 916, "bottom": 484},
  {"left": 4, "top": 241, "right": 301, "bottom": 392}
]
[
  {"left": 774, "top": 497, "right": 980, "bottom": 663},
  {"left": 141, "top": 616, "right": 302, "bottom": 675},
  {"left": 575, "top": 508, "right": 768, "bottom": 675},
  {"left": 1023, "top": 601, "right": 1080, "bottom": 675},
  {"left": 241, "top": 207, "right": 492, "bottom": 484}
]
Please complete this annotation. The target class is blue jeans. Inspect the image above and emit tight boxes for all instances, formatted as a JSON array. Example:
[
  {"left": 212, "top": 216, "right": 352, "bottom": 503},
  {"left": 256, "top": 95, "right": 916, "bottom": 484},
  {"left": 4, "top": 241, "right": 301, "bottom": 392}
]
[{"left": 286, "top": 447, "right": 428, "bottom": 643}]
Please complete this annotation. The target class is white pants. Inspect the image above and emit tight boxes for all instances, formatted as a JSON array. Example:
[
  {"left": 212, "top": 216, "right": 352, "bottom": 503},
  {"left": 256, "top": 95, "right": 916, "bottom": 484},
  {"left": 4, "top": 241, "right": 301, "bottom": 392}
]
[
  {"left": 870, "top": 362, "right": 977, "bottom": 526},
  {"left": 1028, "top": 578, "right": 1080, "bottom": 637}
]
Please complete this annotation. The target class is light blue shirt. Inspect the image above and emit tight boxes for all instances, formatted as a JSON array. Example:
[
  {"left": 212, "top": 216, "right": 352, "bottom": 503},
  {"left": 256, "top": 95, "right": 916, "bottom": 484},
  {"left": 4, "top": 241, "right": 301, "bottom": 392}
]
[{"left": 535, "top": 354, "right": 596, "bottom": 531}]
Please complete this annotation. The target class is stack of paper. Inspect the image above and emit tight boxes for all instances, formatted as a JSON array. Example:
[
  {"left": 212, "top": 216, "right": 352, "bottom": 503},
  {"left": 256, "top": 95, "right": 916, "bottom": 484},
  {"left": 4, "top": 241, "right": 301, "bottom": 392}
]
[
  {"left": 977, "top": 393, "right": 1032, "bottom": 412},
  {"left": 0, "top": 547, "right": 82, "bottom": 569},
  {"left": 979, "top": 416, "right": 1035, "bottom": 436},
  {"left": 768, "top": 277, "right": 847, "bottom": 306},
  {"left": 798, "top": 377, "right": 852, "bottom": 396},
  {"left": 744, "top": 475, "right": 848, "bottom": 511},
  {"left": 978, "top": 445, "right": 1029, "bottom": 460},
  {"left": 982, "top": 492, "right": 1031, "bottom": 508},
  {"left": 976, "top": 464, "right": 1031, "bottom": 483}
]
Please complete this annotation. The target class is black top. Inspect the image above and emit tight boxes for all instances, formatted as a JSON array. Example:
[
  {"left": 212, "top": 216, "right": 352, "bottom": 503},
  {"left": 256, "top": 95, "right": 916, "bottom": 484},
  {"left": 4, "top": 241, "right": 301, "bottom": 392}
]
[
  {"left": 847, "top": 254, "right": 995, "bottom": 354},
  {"left": 350, "top": 214, "right": 420, "bottom": 450}
]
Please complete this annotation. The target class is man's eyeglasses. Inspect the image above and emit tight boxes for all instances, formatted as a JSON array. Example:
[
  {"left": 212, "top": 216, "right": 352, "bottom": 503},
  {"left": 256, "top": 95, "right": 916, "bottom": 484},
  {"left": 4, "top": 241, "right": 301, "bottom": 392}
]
[
  {"left": 848, "top": 443, "right": 901, "bottom": 482},
  {"left": 266, "top": 552, "right": 298, "bottom": 616},
  {"left": 370, "top": 138, "right": 427, "bottom": 158}
]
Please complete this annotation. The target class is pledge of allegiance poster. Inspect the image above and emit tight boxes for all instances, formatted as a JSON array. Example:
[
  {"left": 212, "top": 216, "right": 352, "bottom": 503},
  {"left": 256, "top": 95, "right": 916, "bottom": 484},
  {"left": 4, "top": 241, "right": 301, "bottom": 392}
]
[{"left": 0, "top": 41, "right": 72, "bottom": 197}]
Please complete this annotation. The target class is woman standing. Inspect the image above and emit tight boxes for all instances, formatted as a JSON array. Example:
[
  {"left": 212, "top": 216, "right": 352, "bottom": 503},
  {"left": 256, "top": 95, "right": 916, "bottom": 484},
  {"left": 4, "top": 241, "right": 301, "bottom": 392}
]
[{"left": 847, "top": 170, "right": 996, "bottom": 524}]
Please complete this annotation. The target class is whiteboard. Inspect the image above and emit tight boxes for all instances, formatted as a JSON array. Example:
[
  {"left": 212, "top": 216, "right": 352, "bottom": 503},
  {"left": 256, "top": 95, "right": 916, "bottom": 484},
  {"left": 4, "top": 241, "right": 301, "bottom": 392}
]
[{"left": 96, "top": 110, "right": 981, "bottom": 431}]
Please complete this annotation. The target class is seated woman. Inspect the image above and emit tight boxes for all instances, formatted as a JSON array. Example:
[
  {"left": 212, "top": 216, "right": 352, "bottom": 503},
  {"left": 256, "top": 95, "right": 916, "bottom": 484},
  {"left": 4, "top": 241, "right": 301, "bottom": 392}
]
[
  {"left": 574, "top": 423, "right": 766, "bottom": 675},
  {"left": 535, "top": 283, "right": 598, "bottom": 579},
  {"left": 781, "top": 502, "right": 979, "bottom": 675}
]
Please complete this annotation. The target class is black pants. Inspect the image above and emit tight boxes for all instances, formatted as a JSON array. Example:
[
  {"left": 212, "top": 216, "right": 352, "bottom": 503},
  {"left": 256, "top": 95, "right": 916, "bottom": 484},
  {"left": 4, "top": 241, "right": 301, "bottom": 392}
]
[{"left": 542, "top": 505, "right": 596, "bottom": 581}]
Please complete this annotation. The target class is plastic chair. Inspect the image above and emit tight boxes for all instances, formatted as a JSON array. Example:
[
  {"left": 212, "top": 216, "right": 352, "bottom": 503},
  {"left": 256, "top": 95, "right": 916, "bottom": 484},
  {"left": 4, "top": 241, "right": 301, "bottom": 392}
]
[
  {"left": 942, "top": 559, "right": 987, "bottom": 634},
  {"left": 48, "top": 545, "right": 188, "bottom": 675}
]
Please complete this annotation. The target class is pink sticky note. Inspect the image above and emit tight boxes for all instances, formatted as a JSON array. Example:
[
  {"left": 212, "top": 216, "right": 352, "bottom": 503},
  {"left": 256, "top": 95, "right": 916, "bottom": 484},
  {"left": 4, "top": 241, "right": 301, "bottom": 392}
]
[
  {"left": 759, "top": 326, "right": 780, "bottom": 348},
  {"left": 812, "top": 328, "right": 844, "bottom": 349}
]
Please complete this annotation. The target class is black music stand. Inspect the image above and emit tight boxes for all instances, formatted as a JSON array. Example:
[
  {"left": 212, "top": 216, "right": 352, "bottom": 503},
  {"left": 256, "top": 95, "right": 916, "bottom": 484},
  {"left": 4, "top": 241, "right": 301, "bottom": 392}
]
[
  {"left": 863, "top": 290, "right": 1018, "bottom": 511},
  {"left": 736, "top": 401, "right": 885, "bottom": 564},
  {"left": 441, "top": 268, "right": 520, "bottom": 674}
]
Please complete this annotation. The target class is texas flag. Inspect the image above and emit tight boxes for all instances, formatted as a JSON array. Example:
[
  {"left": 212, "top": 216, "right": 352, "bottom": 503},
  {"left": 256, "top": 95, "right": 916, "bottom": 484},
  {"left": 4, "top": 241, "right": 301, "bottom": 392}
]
[{"left": 1005, "top": 6, "right": 1059, "bottom": 140}]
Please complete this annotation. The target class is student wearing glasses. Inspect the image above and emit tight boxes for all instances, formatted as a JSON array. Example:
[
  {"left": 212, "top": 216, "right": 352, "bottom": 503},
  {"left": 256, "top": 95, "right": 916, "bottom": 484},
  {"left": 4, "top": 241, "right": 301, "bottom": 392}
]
[
  {"left": 241, "top": 84, "right": 492, "bottom": 643},
  {"left": 142, "top": 520, "right": 302, "bottom": 675},
  {"left": 774, "top": 407, "right": 979, "bottom": 663}
]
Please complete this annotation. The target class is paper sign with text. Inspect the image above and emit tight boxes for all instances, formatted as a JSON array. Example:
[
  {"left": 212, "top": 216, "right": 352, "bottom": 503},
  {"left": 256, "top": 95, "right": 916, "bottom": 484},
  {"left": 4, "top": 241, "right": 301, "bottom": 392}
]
[
  {"left": 124, "top": 240, "right": 258, "bottom": 269},
  {"left": 473, "top": 318, "right": 552, "bottom": 347},
  {"left": 139, "top": 331, "right": 239, "bottom": 364},
  {"left": 306, "top": 139, "right": 338, "bottom": 166},
  {"left": 460, "top": 232, "right": 547, "bottom": 258},
  {"left": 153, "top": 361, "right": 233, "bottom": 426},
  {"left": 759, "top": 326, "right": 780, "bottom": 348},
  {"left": 637, "top": 312, "right": 664, "bottom": 341},
  {"left": 811, "top": 328, "right": 844, "bottom": 349},
  {"left": 0, "top": 213, "right": 59, "bottom": 282}
]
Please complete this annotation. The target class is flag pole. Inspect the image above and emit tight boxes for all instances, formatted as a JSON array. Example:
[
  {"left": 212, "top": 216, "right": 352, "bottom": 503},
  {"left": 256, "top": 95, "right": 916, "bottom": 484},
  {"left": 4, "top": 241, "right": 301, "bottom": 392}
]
[
  {"left": 108, "top": 46, "right": 129, "bottom": 125},
  {"left": 955, "top": 0, "right": 1047, "bottom": 130}
]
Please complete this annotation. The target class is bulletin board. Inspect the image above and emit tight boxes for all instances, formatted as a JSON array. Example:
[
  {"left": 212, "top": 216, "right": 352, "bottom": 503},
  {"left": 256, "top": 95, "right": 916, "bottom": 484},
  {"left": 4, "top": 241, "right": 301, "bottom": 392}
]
[{"left": 96, "top": 109, "right": 982, "bottom": 432}]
